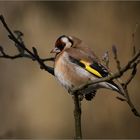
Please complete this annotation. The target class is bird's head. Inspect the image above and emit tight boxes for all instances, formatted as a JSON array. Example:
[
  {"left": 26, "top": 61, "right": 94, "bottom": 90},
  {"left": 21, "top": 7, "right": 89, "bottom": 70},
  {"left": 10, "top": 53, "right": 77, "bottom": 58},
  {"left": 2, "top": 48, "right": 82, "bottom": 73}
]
[{"left": 50, "top": 35, "right": 73, "bottom": 54}]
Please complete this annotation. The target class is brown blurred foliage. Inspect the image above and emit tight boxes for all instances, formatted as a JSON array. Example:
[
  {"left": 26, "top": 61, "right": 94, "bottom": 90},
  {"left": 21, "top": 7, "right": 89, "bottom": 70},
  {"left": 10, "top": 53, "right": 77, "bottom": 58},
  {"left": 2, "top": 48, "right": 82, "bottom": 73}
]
[{"left": 0, "top": 1, "right": 140, "bottom": 139}]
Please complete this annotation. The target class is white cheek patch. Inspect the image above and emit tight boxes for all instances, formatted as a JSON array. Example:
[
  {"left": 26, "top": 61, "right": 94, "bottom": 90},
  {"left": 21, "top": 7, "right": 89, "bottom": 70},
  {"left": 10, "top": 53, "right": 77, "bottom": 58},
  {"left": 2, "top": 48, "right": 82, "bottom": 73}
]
[
  {"left": 61, "top": 37, "right": 69, "bottom": 43},
  {"left": 61, "top": 37, "right": 72, "bottom": 48}
]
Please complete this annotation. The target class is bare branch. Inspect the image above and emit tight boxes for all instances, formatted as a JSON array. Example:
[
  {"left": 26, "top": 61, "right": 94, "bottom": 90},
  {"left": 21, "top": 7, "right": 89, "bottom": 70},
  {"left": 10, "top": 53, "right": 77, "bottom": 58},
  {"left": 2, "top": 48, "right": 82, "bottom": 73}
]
[
  {"left": 0, "top": 15, "right": 140, "bottom": 139},
  {"left": 73, "top": 93, "right": 82, "bottom": 139},
  {"left": 116, "top": 96, "right": 127, "bottom": 101},
  {"left": 132, "top": 23, "right": 139, "bottom": 56},
  {"left": 123, "top": 87, "right": 140, "bottom": 117},
  {"left": 125, "top": 64, "right": 137, "bottom": 87},
  {"left": 102, "top": 51, "right": 109, "bottom": 68},
  {"left": 0, "top": 15, "right": 54, "bottom": 75},
  {"left": 112, "top": 45, "right": 121, "bottom": 71}
]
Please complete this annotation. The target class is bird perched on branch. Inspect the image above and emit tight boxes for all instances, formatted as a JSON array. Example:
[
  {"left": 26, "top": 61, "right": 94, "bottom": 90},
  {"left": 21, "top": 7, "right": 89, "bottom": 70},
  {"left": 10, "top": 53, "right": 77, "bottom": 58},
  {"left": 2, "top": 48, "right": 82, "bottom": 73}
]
[{"left": 50, "top": 35, "right": 124, "bottom": 100}]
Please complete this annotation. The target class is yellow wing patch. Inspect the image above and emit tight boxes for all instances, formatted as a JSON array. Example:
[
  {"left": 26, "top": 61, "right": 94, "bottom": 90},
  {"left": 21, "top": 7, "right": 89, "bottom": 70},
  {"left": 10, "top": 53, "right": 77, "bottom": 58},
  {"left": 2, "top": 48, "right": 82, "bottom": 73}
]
[{"left": 80, "top": 60, "right": 102, "bottom": 78}]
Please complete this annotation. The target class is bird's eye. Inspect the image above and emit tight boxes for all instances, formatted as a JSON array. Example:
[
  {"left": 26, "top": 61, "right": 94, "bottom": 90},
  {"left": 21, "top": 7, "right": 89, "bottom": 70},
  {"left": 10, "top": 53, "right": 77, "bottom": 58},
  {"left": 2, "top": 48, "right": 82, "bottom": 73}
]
[{"left": 55, "top": 39, "right": 65, "bottom": 51}]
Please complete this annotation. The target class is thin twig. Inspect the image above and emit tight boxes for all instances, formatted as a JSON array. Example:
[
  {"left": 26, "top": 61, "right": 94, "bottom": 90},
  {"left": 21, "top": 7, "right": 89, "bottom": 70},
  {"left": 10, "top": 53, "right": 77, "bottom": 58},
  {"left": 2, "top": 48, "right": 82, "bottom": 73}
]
[
  {"left": 132, "top": 23, "right": 139, "bottom": 56},
  {"left": 0, "top": 15, "right": 54, "bottom": 75},
  {"left": 125, "top": 64, "right": 137, "bottom": 87},
  {"left": 112, "top": 45, "right": 121, "bottom": 71},
  {"left": 123, "top": 86, "right": 140, "bottom": 117},
  {"left": 102, "top": 51, "right": 109, "bottom": 68}
]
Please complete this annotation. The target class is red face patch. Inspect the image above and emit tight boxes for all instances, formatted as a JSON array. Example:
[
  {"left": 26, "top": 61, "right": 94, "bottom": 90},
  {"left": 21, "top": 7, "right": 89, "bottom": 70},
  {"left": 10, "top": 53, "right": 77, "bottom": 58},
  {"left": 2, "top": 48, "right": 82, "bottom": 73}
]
[{"left": 55, "top": 38, "right": 65, "bottom": 51}]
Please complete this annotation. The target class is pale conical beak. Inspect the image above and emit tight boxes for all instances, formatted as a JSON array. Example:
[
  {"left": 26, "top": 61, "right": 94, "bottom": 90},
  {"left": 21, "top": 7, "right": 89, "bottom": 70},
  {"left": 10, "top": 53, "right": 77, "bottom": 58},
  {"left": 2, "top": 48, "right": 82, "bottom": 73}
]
[{"left": 50, "top": 47, "right": 61, "bottom": 53}]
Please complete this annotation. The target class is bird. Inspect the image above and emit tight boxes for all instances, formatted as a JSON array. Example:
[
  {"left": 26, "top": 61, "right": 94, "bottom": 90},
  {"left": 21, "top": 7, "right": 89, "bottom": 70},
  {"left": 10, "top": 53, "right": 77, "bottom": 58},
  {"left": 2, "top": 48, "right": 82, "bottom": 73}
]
[{"left": 50, "top": 35, "right": 124, "bottom": 101}]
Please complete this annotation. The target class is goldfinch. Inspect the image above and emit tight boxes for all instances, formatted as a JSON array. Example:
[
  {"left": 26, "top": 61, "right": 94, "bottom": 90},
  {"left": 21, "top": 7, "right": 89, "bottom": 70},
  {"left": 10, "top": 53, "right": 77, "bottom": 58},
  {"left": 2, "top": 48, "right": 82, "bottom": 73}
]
[{"left": 50, "top": 35, "right": 123, "bottom": 100}]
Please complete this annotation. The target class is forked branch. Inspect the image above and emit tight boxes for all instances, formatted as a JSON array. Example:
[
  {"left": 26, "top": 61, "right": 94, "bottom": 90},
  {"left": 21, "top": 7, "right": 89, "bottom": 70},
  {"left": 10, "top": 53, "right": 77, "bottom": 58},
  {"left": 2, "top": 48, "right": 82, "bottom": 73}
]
[{"left": 0, "top": 15, "right": 54, "bottom": 75}]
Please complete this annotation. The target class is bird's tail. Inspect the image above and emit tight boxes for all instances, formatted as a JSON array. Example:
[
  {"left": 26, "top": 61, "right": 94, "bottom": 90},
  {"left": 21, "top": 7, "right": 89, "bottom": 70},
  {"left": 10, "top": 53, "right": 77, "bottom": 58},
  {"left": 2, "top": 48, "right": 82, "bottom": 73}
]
[{"left": 105, "top": 80, "right": 125, "bottom": 96}]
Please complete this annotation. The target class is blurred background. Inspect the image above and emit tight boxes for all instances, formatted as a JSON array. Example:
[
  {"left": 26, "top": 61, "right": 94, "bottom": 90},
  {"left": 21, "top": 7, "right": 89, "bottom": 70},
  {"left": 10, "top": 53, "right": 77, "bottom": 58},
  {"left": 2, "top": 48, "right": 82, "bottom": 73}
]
[{"left": 0, "top": 1, "right": 140, "bottom": 139}]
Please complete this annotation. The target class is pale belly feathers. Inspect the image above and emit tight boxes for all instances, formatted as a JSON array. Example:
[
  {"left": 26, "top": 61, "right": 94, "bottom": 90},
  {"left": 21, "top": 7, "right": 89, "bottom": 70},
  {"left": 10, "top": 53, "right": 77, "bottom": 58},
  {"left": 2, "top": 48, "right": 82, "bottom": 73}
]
[{"left": 54, "top": 52, "right": 94, "bottom": 90}]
